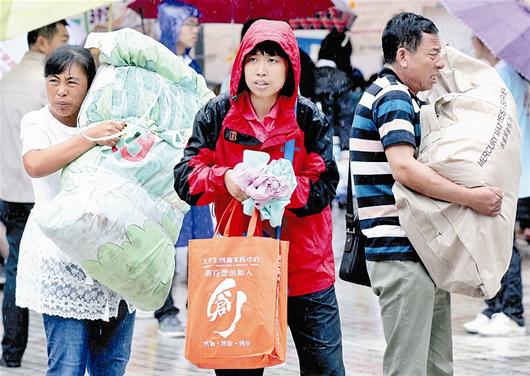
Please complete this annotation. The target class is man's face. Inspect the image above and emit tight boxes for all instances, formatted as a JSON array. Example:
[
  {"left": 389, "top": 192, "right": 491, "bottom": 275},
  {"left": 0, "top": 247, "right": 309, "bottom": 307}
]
[
  {"left": 402, "top": 33, "right": 444, "bottom": 94},
  {"left": 177, "top": 17, "right": 200, "bottom": 51},
  {"left": 244, "top": 51, "right": 288, "bottom": 102},
  {"left": 42, "top": 23, "right": 69, "bottom": 56}
]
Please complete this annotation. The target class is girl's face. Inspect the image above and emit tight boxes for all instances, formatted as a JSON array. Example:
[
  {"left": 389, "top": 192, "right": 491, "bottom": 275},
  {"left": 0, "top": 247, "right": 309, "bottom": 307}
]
[
  {"left": 244, "top": 51, "right": 288, "bottom": 101},
  {"left": 46, "top": 63, "right": 88, "bottom": 126}
]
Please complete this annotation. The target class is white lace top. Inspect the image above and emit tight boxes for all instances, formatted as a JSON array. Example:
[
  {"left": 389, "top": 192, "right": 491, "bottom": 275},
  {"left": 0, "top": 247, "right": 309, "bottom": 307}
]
[{"left": 16, "top": 106, "right": 129, "bottom": 321}]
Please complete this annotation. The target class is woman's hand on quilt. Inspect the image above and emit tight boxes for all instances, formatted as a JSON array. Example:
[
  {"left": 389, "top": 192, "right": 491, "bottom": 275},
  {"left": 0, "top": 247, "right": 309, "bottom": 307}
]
[{"left": 85, "top": 120, "right": 125, "bottom": 147}]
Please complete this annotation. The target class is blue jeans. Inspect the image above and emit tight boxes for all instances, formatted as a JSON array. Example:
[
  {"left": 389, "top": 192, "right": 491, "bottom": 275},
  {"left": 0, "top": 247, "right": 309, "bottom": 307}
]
[
  {"left": 42, "top": 300, "right": 135, "bottom": 376},
  {"left": 1, "top": 201, "right": 32, "bottom": 363},
  {"left": 215, "top": 285, "right": 345, "bottom": 376}
]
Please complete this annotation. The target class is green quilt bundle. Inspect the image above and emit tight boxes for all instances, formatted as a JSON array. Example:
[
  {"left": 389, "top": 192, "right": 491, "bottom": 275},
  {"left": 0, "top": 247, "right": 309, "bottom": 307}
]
[{"left": 33, "top": 28, "right": 214, "bottom": 310}]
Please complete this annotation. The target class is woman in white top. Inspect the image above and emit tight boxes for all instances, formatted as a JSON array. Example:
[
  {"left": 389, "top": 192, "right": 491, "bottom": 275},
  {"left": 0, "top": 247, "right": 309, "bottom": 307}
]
[{"left": 16, "top": 45, "right": 134, "bottom": 376}]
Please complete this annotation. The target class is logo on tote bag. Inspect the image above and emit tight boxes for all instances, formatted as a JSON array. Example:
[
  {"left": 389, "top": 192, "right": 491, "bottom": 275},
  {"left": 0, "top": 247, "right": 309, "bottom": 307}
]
[{"left": 207, "top": 278, "right": 248, "bottom": 338}]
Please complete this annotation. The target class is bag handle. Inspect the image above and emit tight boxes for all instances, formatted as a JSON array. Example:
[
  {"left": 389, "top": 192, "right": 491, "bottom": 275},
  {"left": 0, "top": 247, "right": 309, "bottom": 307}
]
[
  {"left": 213, "top": 200, "right": 238, "bottom": 237},
  {"left": 246, "top": 208, "right": 259, "bottom": 237},
  {"left": 224, "top": 203, "right": 259, "bottom": 238},
  {"left": 214, "top": 200, "right": 260, "bottom": 238},
  {"left": 275, "top": 138, "right": 295, "bottom": 239}
]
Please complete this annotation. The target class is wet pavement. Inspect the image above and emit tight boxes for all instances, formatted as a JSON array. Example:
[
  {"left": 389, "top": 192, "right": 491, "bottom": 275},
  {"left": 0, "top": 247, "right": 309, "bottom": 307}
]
[{"left": 1, "top": 206, "right": 529, "bottom": 375}]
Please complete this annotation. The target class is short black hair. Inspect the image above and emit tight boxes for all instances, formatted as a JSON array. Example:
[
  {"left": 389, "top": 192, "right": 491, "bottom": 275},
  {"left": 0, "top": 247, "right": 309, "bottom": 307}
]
[
  {"left": 382, "top": 12, "right": 438, "bottom": 64},
  {"left": 237, "top": 40, "right": 295, "bottom": 97},
  {"left": 318, "top": 29, "right": 352, "bottom": 75},
  {"left": 45, "top": 45, "right": 96, "bottom": 87},
  {"left": 27, "top": 20, "right": 68, "bottom": 47}
]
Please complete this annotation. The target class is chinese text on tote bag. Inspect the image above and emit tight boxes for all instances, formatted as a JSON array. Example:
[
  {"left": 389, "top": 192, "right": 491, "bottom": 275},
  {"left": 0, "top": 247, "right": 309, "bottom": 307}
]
[{"left": 185, "top": 200, "right": 289, "bottom": 369}]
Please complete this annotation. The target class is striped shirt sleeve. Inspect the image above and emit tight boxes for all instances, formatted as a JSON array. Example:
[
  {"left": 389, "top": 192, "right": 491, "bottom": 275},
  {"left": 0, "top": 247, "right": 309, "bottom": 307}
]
[{"left": 373, "top": 89, "right": 416, "bottom": 149}]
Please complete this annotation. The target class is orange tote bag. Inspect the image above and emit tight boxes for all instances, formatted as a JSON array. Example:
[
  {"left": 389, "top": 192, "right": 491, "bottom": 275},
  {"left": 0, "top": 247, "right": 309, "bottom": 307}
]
[{"left": 185, "top": 201, "right": 289, "bottom": 369}]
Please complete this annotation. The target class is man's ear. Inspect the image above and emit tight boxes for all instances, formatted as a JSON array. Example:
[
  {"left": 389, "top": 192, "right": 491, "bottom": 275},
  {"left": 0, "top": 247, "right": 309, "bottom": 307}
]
[
  {"left": 395, "top": 47, "right": 408, "bottom": 68},
  {"left": 32, "top": 35, "right": 49, "bottom": 55}
]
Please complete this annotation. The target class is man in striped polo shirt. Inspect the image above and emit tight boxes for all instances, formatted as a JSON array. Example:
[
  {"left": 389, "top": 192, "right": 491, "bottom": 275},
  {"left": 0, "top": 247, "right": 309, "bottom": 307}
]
[{"left": 350, "top": 12, "right": 505, "bottom": 376}]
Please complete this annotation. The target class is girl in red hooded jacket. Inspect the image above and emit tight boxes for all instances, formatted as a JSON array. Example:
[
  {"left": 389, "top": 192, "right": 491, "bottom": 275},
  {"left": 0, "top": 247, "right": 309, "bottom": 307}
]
[{"left": 174, "top": 20, "right": 345, "bottom": 375}]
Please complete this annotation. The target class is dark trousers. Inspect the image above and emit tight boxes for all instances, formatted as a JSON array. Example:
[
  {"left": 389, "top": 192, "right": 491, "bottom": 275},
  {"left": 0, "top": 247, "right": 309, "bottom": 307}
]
[
  {"left": 154, "top": 289, "right": 179, "bottom": 320},
  {"left": 1, "top": 201, "right": 33, "bottom": 363},
  {"left": 214, "top": 285, "right": 345, "bottom": 376},
  {"left": 482, "top": 197, "right": 529, "bottom": 327},
  {"left": 483, "top": 246, "right": 524, "bottom": 326}
]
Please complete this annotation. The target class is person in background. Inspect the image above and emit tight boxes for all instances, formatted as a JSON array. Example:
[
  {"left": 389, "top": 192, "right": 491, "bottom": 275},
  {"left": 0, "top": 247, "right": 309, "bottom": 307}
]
[
  {"left": 298, "top": 47, "right": 316, "bottom": 99},
  {"left": 175, "top": 19, "right": 345, "bottom": 376},
  {"left": 463, "top": 35, "right": 529, "bottom": 337},
  {"left": 314, "top": 29, "right": 364, "bottom": 208},
  {"left": 159, "top": 0, "right": 202, "bottom": 73},
  {"left": 314, "top": 29, "right": 360, "bottom": 153},
  {"left": 367, "top": 72, "right": 379, "bottom": 86},
  {"left": 152, "top": 0, "right": 213, "bottom": 337},
  {"left": 16, "top": 45, "right": 134, "bottom": 376},
  {"left": 350, "top": 13, "right": 504, "bottom": 375},
  {"left": 0, "top": 20, "right": 69, "bottom": 369}
]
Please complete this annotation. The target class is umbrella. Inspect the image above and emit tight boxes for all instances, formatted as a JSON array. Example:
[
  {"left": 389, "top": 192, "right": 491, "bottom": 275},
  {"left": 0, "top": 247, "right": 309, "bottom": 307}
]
[
  {"left": 288, "top": 7, "right": 356, "bottom": 32},
  {"left": 0, "top": 0, "right": 120, "bottom": 41},
  {"left": 128, "top": 0, "right": 333, "bottom": 23},
  {"left": 442, "top": 0, "right": 530, "bottom": 81}
]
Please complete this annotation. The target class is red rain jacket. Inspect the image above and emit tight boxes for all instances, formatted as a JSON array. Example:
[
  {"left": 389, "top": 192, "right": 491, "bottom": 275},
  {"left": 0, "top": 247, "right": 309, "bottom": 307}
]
[{"left": 174, "top": 20, "right": 338, "bottom": 296}]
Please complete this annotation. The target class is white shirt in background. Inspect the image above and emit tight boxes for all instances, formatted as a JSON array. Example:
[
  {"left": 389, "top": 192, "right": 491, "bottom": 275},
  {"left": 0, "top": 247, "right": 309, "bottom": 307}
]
[{"left": 0, "top": 50, "right": 47, "bottom": 203}]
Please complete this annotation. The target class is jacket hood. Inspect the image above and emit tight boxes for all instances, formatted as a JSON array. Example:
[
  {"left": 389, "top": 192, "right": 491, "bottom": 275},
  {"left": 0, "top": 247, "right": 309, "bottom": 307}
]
[{"left": 230, "top": 19, "right": 300, "bottom": 109}]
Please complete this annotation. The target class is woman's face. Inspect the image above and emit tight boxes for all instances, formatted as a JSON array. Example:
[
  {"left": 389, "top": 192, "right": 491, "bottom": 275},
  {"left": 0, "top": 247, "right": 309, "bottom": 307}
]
[
  {"left": 244, "top": 51, "right": 288, "bottom": 102},
  {"left": 46, "top": 63, "right": 88, "bottom": 126}
]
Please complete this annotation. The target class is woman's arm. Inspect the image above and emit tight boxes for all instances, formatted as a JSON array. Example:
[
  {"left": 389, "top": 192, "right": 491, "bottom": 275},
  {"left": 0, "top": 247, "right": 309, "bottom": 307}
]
[{"left": 23, "top": 120, "right": 124, "bottom": 178}]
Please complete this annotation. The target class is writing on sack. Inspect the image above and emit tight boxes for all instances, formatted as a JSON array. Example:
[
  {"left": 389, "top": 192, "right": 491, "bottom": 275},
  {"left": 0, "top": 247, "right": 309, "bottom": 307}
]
[{"left": 478, "top": 88, "right": 515, "bottom": 167}]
